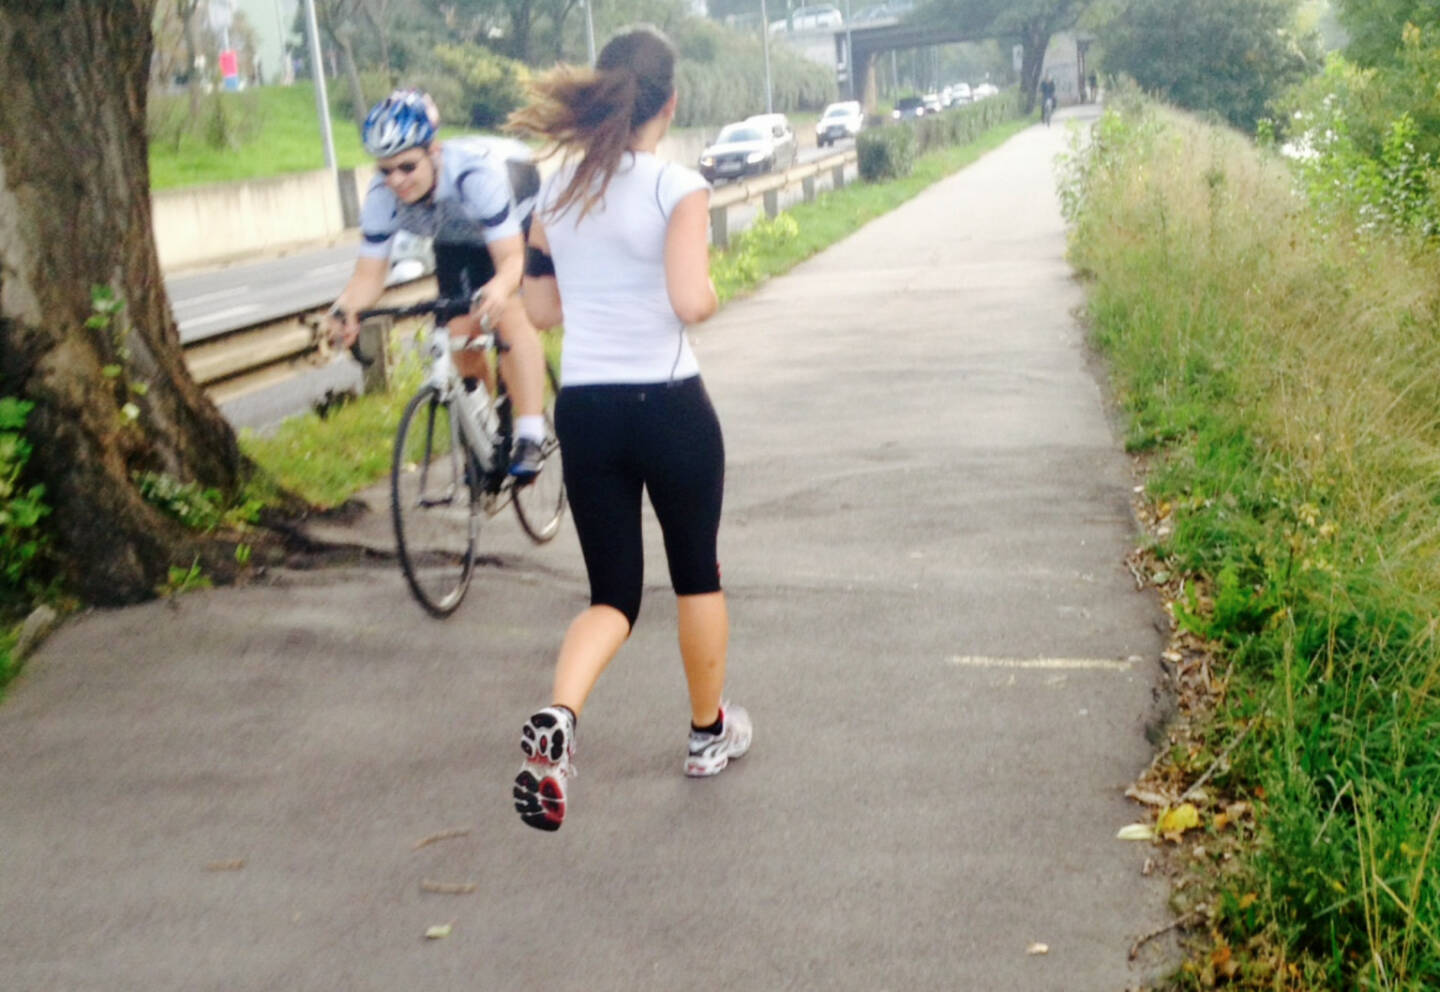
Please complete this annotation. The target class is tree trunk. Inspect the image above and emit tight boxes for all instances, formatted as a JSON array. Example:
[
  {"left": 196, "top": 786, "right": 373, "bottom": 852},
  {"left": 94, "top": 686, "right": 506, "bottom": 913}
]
[
  {"left": 0, "top": 0, "right": 246, "bottom": 605},
  {"left": 508, "top": 0, "right": 534, "bottom": 64},
  {"left": 337, "top": 33, "right": 368, "bottom": 129},
  {"left": 1019, "top": 18, "right": 1051, "bottom": 114},
  {"left": 178, "top": 0, "right": 203, "bottom": 119}
]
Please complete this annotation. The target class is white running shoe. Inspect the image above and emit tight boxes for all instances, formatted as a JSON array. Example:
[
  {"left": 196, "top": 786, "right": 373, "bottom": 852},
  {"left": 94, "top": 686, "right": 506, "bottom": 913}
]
[
  {"left": 513, "top": 706, "right": 575, "bottom": 831},
  {"left": 685, "top": 702, "right": 753, "bottom": 778}
]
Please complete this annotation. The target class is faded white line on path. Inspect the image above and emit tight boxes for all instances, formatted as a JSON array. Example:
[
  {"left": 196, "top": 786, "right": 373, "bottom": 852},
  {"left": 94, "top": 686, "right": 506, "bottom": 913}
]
[{"left": 948, "top": 655, "right": 1138, "bottom": 672}]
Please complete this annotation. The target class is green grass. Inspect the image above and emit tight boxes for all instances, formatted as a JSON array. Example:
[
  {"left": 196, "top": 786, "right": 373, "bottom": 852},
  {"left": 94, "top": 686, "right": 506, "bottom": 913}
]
[
  {"left": 1062, "top": 88, "right": 1440, "bottom": 990},
  {"left": 0, "top": 625, "right": 16, "bottom": 697},
  {"left": 147, "top": 84, "right": 730, "bottom": 191},
  {"left": 148, "top": 84, "right": 378, "bottom": 190},
  {"left": 243, "top": 113, "right": 1028, "bottom": 507}
]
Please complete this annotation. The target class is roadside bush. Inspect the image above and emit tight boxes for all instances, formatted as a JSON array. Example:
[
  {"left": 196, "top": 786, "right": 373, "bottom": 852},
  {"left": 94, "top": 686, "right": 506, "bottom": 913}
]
[
  {"left": 328, "top": 69, "right": 396, "bottom": 122},
  {"left": 0, "top": 398, "right": 50, "bottom": 613},
  {"left": 1062, "top": 92, "right": 1440, "bottom": 989},
  {"left": 431, "top": 44, "right": 529, "bottom": 129},
  {"left": 1280, "top": 49, "right": 1440, "bottom": 241},
  {"left": 857, "top": 125, "right": 916, "bottom": 181},
  {"left": 913, "top": 90, "right": 1021, "bottom": 154},
  {"left": 147, "top": 88, "right": 264, "bottom": 152}
]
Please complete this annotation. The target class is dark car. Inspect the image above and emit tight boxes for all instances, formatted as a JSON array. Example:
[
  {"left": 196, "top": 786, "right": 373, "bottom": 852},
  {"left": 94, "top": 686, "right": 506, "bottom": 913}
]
[{"left": 891, "top": 96, "right": 927, "bottom": 120}]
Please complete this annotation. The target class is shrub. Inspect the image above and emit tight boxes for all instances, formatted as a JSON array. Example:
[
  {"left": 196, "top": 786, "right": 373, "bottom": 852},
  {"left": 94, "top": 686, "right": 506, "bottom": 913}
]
[
  {"left": 147, "top": 88, "right": 264, "bottom": 152},
  {"left": 431, "top": 44, "right": 529, "bottom": 129},
  {"left": 0, "top": 398, "right": 50, "bottom": 612},
  {"left": 1062, "top": 93, "right": 1440, "bottom": 989},
  {"left": 857, "top": 125, "right": 916, "bottom": 181}
]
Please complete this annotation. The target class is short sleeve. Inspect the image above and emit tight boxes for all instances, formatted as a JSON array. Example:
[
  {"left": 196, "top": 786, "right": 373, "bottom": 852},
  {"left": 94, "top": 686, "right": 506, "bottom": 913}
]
[
  {"left": 456, "top": 161, "right": 522, "bottom": 243},
  {"left": 655, "top": 164, "right": 710, "bottom": 220},
  {"left": 358, "top": 175, "right": 398, "bottom": 258}
]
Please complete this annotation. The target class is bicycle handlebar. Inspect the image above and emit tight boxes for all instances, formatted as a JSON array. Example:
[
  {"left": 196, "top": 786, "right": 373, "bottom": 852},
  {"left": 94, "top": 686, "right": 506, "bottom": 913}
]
[
  {"left": 356, "top": 294, "right": 474, "bottom": 325},
  {"left": 328, "top": 292, "right": 501, "bottom": 367}
]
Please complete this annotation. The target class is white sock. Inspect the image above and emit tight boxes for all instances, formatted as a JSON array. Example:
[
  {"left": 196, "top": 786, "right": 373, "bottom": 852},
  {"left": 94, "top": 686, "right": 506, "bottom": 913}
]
[{"left": 515, "top": 415, "right": 546, "bottom": 443}]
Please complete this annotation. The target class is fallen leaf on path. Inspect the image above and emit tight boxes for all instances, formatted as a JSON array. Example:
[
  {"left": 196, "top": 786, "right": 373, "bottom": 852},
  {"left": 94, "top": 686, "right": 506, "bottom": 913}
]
[
  {"left": 425, "top": 923, "right": 453, "bottom": 940},
  {"left": 204, "top": 859, "right": 246, "bottom": 872},
  {"left": 1125, "top": 785, "right": 1172, "bottom": 807},
  {"left": 1117, "top": 823, "right": 1156, "bottom": 841},
  {"left": 1159, "top": 803, "right": 1201, "bottom": 839},
  {"left": 421, "top": 879, "right": 477, "bottom": 895},
  {"left": 1026, "top": 942, "right": 1049, "bottom": 955}
]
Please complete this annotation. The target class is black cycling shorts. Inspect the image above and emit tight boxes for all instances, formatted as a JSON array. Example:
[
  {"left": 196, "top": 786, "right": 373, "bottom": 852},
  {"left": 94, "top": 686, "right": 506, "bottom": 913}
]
[{"left": 555, "top": 376, "right": 725, "bottom": 629}]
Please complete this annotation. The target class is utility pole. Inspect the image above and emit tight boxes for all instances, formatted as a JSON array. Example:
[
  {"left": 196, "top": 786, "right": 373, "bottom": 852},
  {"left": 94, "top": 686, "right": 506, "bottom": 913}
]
[
  {"left": 302, "top": 0, "right": 337, "bottom": 171},
  {"left": 844, "top": 0, "right": 854, "bottom": 100},
  {"left": 583, "top": 0, "right": 597, "bottom": 65},
  {"left": 760, "top": 0, "right": 774, "bottom": 112}
]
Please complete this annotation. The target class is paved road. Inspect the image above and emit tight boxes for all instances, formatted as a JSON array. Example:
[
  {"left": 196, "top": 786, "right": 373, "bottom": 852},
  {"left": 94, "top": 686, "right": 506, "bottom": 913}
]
[{"left": 0, "top": 107, "right": 1175, "bottom": 991}]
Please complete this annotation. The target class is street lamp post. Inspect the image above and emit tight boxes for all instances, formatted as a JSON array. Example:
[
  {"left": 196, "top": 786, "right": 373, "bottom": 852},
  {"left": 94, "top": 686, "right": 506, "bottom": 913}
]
[
  {"left": 583, "top": 0, "right": 597, "bottom": 66},
  {"left": 302, "top": 0, "right": 337, "bottom": 171},
  {"left": 759, "top": 0, "right": 774, "bottom": 113},
  {"left": 844, "top": 0, "right": 854, "bottom": 100}
]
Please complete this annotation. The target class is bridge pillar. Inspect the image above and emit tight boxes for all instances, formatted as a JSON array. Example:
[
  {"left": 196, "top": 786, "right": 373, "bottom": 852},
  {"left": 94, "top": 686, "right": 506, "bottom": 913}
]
[{"left": 858, "top": 52, "right": 881, "bottom": 115}]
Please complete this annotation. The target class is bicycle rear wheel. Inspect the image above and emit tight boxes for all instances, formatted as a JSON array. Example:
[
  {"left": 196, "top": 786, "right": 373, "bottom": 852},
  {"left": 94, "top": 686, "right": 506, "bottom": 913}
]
[
  {"left": 513, "top": 361, "right": 566, "bottom": 543},
  {"left": 391, "top": 386, "right": 477, "bottom": 617}
]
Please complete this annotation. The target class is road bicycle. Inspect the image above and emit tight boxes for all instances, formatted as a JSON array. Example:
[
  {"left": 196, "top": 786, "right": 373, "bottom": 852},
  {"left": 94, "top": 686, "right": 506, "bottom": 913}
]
[{"left": 356, "top": 294, "right": 565, "bottom": 617}]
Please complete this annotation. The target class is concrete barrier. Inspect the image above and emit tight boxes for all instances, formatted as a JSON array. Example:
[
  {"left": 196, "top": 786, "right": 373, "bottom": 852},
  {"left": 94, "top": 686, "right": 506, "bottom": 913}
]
[{"left": 152, "top": 170, "right": 349, "bottom": 271}]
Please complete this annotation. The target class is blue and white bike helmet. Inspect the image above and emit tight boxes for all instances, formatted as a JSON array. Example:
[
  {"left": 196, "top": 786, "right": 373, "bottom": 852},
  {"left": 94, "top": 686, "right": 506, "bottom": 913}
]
[{"left": 362, "top": 89, "right": 439, "bottom": 158}]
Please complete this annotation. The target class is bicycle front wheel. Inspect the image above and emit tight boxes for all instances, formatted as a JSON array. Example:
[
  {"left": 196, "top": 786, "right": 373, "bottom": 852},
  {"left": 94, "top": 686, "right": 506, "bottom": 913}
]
[
  {"left": 513, "top": 361, "right": 566, "bottom": 543},
  {"left": 391, "top": 386, "right": 477, "bottom": 617}
]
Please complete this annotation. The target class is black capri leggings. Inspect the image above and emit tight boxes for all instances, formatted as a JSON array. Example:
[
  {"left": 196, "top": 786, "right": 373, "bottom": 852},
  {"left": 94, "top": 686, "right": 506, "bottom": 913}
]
[{"left": 555, "top": 376, "right": 725, "bottom": 629}]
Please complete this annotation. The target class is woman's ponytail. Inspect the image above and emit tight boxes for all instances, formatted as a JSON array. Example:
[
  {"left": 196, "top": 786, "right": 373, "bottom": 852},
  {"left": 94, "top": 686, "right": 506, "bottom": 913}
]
[{"left": 509, "top": 26, "right": 677, "bottom": 221}]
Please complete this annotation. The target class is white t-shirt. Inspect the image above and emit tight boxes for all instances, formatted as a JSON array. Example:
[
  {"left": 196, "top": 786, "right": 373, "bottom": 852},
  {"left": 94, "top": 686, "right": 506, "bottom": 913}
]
[{"left": 538, "top": 152, "right": 710, "bottom": 386}]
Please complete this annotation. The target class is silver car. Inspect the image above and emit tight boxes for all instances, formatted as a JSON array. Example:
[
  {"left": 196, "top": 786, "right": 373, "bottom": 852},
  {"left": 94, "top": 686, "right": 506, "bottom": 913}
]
[{"left": 699, "top": 115, "right": 797, "bottom": 182}]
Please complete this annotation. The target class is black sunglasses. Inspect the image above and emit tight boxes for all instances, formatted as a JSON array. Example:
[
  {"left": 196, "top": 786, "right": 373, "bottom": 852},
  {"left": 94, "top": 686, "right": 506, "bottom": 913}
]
[{"left": 378, "top": 160, "right": 423, "bottom": 177}]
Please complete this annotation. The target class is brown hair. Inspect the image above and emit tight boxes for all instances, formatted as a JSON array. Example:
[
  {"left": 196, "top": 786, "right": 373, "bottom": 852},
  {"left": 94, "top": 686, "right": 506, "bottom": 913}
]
[{"left": 508, "top": 26, "right": 676, "bottom": 221}]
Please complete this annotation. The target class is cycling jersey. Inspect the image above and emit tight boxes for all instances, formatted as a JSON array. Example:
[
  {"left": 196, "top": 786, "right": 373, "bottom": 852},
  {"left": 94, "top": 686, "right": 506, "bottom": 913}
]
[{"left": 357, "top": 136, "right": 539, "bottom": 259}]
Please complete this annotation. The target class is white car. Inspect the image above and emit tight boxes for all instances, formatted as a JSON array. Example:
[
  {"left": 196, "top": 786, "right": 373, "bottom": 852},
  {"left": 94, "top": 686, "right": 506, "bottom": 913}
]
[
  {"left": 815, "top": 101, "right": 863, "bottom": 147},
  {"left": 699, "top": 115, "right": 797, "bottom": 182},
  {"left": 387, "top": 230, "right": 434, "bottom": 286}
]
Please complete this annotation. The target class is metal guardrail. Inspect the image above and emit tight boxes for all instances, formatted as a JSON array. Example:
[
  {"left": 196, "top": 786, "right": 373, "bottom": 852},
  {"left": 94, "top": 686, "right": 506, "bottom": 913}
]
[{"left": 185, "top": 146, "right": 860, "bottom": 405}]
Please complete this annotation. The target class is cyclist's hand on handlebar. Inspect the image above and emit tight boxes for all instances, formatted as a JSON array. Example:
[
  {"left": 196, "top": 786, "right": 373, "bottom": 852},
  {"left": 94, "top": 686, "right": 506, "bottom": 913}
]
[
  {"left": 469, "top": 285, "right": 504, "bottom": 332},
  {"left": 325, "top": 304, "right": 360, "bottom": 350}
]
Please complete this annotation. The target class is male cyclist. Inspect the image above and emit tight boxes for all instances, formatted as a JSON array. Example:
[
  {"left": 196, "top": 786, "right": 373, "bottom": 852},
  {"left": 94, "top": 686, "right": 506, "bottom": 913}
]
[
  {"left": 326, "top": 89, "right": 549, "bottom": 479},
  {"left": 1040, "top": 75, "right": 1057, "bottom": 126}
]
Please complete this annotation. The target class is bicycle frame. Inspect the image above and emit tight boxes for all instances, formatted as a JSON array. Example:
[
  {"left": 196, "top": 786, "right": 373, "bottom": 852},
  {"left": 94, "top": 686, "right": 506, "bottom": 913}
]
[{"left": 417, "top": 319, "right": 500, "bottom": 495}]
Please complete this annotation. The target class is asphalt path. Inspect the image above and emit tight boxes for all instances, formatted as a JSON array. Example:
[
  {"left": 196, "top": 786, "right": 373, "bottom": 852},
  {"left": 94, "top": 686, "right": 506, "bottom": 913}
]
[{"left": 0, "top": 106, "right": 1176, "bottom": 990}]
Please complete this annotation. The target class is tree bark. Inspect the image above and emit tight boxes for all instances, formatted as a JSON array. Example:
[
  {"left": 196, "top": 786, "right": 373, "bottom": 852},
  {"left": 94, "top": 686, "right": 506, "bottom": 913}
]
[
  {"left": 507, "top": 0, "right": 534, "bottom": 64},
  {"left": 337, "top": 32, "right": 369, "bottom": 129},
  {"left": 1019, "top": 17, "right": 1050, "bottom": 114},
  {"left": 178, "top": 0, "right": 204, "bottom": 118},
  {"left": 0, "top": 0, "right": 246, "bottom": 605}
]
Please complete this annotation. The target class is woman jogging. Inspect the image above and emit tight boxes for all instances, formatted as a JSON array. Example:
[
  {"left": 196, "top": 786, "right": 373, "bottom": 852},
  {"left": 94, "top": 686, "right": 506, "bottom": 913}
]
[{"left": 506, "top": 26, "right": 751, "bottom": 832}]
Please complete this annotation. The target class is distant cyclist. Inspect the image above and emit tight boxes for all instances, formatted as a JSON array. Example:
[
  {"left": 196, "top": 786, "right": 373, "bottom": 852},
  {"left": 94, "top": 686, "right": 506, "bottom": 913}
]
[
  {"left": 1040, "top": 76, "right": 1057, "bottom": 126},
  {"left": 326, "top": 89, "right": 549, "bottom": 479}
]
